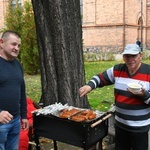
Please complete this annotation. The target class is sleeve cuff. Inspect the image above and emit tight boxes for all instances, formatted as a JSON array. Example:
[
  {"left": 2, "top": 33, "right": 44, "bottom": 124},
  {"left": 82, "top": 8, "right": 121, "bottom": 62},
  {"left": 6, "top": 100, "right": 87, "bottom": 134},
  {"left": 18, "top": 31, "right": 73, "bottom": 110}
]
[
  {"left": 143, "top": 91, "right": 150, "bottom": 101},
  {"left": 87, "top": 81, "right": 95, "bottom": 89}
]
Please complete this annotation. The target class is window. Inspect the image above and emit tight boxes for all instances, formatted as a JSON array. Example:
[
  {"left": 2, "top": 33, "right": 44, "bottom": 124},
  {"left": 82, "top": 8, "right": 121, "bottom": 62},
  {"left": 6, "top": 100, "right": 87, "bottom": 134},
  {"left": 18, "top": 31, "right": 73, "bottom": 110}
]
[{"left": 11, "top": 0, "right": 22, "bottom": 9}]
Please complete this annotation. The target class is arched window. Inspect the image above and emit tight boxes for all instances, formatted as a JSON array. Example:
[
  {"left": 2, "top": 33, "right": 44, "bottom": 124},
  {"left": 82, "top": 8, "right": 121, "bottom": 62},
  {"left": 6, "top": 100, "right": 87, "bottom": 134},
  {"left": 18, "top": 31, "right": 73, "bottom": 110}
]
[
  {"left": 138, "top": 17, "right": 143, "bottom": 29},
  {"left": 137, "top": 17, "right": 143, "bottom": 41}
]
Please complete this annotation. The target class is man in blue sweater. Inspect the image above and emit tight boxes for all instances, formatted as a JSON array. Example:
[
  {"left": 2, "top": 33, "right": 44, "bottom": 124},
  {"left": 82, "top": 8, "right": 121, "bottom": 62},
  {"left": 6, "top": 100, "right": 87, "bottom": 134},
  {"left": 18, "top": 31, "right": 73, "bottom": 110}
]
[{"left": 0, "top": 30, "right": 28, "bottom": 150}]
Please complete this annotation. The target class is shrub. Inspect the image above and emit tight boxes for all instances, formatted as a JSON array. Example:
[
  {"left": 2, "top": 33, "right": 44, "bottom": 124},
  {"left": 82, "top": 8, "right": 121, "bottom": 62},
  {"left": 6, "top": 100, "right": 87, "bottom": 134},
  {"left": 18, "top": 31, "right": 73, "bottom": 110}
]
[{"left": 1, "top": 1, "right": 40, "bottom": 74}]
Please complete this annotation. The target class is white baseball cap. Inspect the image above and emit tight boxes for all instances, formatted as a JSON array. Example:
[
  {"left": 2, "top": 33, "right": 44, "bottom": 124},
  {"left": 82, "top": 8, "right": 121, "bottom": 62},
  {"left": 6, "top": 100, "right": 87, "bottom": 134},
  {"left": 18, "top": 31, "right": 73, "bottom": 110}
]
[{"left": 122, "top": 44, "right": 141, "bottom": 55}]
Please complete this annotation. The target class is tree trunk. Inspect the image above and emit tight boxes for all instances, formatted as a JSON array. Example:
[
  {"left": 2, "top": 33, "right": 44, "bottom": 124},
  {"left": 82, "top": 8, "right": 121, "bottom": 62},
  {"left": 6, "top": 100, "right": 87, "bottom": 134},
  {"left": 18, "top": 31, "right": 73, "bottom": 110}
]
[{"left": 31, "top": 0, "right": 89, "bottom": 108}]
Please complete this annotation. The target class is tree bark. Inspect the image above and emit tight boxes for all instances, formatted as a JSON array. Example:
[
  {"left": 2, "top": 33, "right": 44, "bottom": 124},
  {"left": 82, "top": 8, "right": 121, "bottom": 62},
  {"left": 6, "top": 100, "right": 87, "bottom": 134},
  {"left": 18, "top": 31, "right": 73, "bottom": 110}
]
[{"left": 31, "top": 0, "right": 89, "bottom": 108}]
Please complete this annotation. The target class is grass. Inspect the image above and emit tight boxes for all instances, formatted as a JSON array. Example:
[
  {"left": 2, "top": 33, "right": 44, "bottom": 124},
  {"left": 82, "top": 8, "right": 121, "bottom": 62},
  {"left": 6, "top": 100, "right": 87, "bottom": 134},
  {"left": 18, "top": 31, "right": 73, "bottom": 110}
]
[
  {"left": 84, "top": 61, "right": 120, "bottom": 111},
  {"left": 25, "top": 59, "right": 150, "bottom": 112},
  {"left": 24, "top": 75, "right": 42, "bottom": 102}
]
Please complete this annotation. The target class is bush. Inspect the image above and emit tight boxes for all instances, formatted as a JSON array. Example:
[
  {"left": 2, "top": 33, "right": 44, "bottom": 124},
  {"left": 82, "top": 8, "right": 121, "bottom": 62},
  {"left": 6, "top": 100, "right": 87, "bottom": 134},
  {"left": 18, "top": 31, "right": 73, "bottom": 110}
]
[
  {"left": 84, "top": 52, "right": 115, "bottom": 61},
  {"left": 1, "top": 1, "right": 40, "bottom": 74}
]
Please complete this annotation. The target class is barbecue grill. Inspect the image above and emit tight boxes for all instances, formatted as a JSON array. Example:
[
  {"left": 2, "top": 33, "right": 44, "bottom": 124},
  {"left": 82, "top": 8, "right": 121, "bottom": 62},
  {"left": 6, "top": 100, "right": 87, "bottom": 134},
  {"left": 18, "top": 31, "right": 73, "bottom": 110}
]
[{"left": 33, "top": 103, "right": 112, "bottom": 150}]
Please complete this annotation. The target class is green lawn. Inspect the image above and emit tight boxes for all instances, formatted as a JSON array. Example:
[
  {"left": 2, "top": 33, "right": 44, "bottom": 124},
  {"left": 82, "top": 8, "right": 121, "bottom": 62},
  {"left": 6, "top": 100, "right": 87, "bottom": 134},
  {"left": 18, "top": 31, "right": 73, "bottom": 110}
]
[
  {"left": 24, "top": 75, "right": 42, "bottom": 102},
  {"left": 25, "top": 59, "right": 150, "bottom": 112},
  {"left": 84, "top": 61, "right": 119, "bottom": 111}
]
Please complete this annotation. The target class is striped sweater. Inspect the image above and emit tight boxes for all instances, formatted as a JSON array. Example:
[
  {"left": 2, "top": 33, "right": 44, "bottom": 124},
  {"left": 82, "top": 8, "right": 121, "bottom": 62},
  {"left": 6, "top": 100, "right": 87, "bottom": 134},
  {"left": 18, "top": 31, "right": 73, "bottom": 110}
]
[{"left": 88, "top": 63, "right": 150, "bottom": 132}]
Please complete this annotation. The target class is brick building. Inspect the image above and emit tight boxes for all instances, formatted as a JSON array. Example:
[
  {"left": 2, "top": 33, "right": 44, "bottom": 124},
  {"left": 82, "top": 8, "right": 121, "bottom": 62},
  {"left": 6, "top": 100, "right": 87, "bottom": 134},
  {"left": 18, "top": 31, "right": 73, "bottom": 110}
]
[
  {"left": 82, "top": 0, "right": 150, "bottom": 52},
  {"left": 1, "top": 0, "right": 150, "bottom": 53}
]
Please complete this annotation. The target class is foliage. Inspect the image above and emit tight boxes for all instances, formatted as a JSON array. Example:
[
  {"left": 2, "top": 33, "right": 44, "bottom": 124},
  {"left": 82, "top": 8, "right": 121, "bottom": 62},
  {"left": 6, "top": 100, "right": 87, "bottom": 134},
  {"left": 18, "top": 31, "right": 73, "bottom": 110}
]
[
  {"left": 84, "top": 52, "right": 115, "bottom": 61},
  {"left": 2, "top": 1, "right": 40, "bottom": 74},
  {"left": 20, "top": 2, "right": 40, "bottom": 75},
  {"left": 4, "top": 1, "right": 23, "bottom": 34}
]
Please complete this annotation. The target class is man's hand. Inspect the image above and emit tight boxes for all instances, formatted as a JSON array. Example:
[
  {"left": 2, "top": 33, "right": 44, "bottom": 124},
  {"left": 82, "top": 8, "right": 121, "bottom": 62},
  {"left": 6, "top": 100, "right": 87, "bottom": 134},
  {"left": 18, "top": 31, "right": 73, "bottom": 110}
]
[
  {"left": 79, "top": 85, "right": 92, "bottom": 97},
  {"left": 0, "top": 111, "right": 13, "bottom": 124},
  {"left": 21, "top": 119, "right": 29, "bottom": 130},
  {"left": 127, "top": 87, "right": 145, "bottom": 96}
]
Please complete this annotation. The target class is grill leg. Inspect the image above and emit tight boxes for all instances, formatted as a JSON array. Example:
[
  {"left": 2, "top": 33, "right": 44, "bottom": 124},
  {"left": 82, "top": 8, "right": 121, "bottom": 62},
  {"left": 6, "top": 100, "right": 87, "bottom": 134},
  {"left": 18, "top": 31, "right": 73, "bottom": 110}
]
[
  {"left": 86, "top": 140, "right": 103, "bottom": 150},
  {"left": 96, "top": 140, "right": 102, "bottom": 150},
  {"left": 34, "top": 134, "right": 41, "bottom": 150},
  {"left": 53, "top": 140, "right": 58, "bottom": 150}
]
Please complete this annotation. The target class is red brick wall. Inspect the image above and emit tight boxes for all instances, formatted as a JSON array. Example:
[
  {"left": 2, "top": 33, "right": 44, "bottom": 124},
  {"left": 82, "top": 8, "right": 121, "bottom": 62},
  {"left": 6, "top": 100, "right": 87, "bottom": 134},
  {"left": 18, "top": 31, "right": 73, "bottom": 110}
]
[
  {"left": 1, "top": 0, "right": 150, "bottom": 51},
  {"left": 0, "top": 0, "right": 8, "bottom": 30},
  {"left": 147, "top": 2, "right": 150, "bottom": 47},
  {"left": 82, "top": 0, "right": 150, "bottom": 52}
]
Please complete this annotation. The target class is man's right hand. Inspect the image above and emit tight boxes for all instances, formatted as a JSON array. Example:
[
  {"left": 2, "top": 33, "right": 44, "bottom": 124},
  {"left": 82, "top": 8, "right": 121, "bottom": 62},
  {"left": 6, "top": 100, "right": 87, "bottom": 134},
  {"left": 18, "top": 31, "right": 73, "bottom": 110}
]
[
  {"left": 0, "top": 111, "right": 13, "bottom": 124},
  {"left": 79, "top": 85, "right": 92, "bottom": 97}
]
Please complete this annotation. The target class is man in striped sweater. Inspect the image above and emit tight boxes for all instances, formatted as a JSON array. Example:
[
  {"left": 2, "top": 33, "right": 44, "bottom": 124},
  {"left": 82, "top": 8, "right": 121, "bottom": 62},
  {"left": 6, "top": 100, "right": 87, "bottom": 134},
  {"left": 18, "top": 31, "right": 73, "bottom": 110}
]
[{"left": 79, "top": 44, "right": 150, "bottom": 150}]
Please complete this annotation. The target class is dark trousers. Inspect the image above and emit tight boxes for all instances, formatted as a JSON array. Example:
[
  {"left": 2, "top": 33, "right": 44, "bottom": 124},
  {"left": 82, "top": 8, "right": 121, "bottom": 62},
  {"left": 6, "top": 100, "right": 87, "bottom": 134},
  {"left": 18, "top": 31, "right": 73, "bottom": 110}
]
[{"left": 115, "top": 125, "right": 148, "bottom": 150}]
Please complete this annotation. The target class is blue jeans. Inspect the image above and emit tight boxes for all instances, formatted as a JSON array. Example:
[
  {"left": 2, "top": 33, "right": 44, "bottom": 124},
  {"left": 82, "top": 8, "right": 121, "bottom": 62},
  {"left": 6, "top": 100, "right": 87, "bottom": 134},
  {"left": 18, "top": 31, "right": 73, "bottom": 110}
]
[{"left": 0, "top": 116, "right": 20, "bottom": 150}]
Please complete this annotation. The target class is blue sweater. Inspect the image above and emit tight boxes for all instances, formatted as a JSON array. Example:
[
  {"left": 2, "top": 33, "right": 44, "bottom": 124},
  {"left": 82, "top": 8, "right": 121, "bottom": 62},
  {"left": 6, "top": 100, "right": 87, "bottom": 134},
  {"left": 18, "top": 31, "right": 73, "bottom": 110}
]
[{"left": 0, "top": 57, "right": 27, "bottom": 119}]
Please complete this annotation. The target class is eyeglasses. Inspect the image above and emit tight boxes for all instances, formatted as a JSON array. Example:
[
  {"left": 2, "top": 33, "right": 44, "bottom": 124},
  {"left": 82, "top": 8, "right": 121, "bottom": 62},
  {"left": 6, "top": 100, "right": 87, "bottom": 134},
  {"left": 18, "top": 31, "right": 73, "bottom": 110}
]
[{"left": 123, "top": 54, "right": 139, "bottom": 58}]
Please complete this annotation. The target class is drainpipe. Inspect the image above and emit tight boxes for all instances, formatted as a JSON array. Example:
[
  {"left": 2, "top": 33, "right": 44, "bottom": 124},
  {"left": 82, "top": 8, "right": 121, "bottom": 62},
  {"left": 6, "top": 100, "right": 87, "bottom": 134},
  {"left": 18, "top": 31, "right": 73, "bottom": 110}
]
[
  {"left": 95, "top": 0, "right": 97, "bottom": 25},
  {"left": 145, "top": 0, "right": 147, "bottom": 47},
  {"left": 141, "top": 0, "right": 143, "bottom": 51},
  {"left": 123, "top": 0, "right": 125, "bottom": 49}
]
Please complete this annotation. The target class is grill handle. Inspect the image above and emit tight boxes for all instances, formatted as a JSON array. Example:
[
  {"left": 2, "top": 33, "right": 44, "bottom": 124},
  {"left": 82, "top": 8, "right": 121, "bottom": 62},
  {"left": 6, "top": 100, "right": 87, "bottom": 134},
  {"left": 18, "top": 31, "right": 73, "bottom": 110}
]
[{"left": 91, "top": 113, "right": 112, "bottom": 128}]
